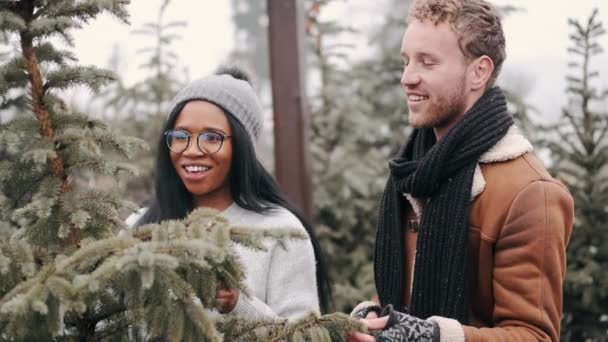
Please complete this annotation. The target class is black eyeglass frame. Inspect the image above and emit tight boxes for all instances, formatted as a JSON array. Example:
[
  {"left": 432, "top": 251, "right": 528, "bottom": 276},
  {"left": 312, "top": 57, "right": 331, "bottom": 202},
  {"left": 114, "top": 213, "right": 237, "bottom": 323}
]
[{"left": 164, "top": 129, "right": 232, "bottom": 155}]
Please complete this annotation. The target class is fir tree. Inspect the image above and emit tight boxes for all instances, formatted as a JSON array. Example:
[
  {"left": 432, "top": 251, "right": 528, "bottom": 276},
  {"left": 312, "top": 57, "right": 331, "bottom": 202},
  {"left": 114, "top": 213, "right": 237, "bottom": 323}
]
[
  {"left": 306, "top": 0, "right": 411, "bottom": 312},
  {"left": 495, "top": 5, "right": 540, "bottom": 142},
  {"left": 0, "top": 1, "right": 363, "bottom": 340},
  {"left": 103, "top": 0, "right": 187, "bottom": 204},
  {"left": 0, "top": 33, "right": 27, "bottom": 114},
  {"left": 502, "top": 87, "right": 539, "bottom": 142},
  {"left": 543, "top": 9, "right": 608, "bottom": 341},
  {"left": 107, "top": 0, "right": 186, "bottom": 117},
  {"left": 227, "top": 0, "right": 277, "bottom": 168},
  {"left": 229, "top": 0, "right": 269, "bottom": 89}
]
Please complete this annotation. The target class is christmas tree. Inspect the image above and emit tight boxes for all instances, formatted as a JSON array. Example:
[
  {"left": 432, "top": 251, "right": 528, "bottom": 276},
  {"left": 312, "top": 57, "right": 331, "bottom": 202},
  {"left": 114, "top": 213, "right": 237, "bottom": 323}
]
[
  {"left": 305, "top": 0, "right": 411, "bottom": 312},
  {"left": 0, "top": 1, "right": 361, "bottom": 340},
  {"left": 102, "top": 0, "right": 188, "bottom": 205},
  {"left": 543, "top": 9, "right": 608, "bottom": 341}
]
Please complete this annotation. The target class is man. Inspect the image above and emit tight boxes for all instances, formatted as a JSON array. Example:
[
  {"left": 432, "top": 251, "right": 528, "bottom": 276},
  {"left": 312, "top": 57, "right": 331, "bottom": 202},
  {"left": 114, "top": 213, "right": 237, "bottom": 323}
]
[{"left": 348, "top": 0, "right": 574, "bottom": 341}]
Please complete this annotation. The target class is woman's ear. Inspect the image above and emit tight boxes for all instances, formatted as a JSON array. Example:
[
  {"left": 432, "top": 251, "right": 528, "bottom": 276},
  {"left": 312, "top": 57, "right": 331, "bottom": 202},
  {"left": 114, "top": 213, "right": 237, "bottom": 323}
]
[{"left": 469, "top": 55, "right": 494, "bottom": 90}]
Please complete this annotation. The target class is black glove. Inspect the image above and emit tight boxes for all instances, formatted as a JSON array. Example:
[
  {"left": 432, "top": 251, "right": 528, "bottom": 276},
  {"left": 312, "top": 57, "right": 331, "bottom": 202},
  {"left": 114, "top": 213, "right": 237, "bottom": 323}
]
[{"left": 373, "top": 305, "right": 440, "bottom": 342}]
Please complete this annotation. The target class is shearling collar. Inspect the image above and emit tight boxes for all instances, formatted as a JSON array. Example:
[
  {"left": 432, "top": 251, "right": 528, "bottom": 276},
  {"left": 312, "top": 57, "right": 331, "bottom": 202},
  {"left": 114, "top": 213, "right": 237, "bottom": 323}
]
[{"left": 404, "top": 126, "right": 533, "bottom": 217}]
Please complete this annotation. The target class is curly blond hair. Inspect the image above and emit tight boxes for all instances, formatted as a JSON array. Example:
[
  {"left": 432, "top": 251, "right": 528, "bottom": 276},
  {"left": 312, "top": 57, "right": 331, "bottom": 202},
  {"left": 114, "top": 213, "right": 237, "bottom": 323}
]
[{"left": 407, "top": 0, "right": 506, "bottom": 86}]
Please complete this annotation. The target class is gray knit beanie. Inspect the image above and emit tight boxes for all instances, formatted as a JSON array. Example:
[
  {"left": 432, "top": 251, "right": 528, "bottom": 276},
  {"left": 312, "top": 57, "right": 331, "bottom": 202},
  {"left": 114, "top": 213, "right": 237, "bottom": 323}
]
[{"left": 167, "top": 66, "right": 263, "bottom": 144}]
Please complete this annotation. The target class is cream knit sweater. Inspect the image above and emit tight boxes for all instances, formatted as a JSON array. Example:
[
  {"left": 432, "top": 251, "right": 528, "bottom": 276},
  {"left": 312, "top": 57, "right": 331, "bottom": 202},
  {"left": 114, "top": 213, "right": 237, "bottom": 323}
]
[{"left": 126, "top": 202, "right": 320, "bottom": 320}]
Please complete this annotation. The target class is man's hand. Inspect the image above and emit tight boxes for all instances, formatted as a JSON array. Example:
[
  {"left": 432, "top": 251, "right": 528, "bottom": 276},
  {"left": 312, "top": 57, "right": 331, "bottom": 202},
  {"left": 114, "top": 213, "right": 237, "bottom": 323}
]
[
  {"left": 215, "top": 288, "right": 239, "bottom": 314},
  {"left": 377, "top": 305, "right": 439, "bottom": 342},
  {"left": 349, "top": 304, "right": 440, "bottom": 342}
]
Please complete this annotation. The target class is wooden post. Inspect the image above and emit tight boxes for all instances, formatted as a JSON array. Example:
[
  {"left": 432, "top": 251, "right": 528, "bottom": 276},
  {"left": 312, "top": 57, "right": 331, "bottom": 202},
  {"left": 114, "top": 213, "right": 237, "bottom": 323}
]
[{"left": 267, "top": 0, "right": 313, "bottom": 220}]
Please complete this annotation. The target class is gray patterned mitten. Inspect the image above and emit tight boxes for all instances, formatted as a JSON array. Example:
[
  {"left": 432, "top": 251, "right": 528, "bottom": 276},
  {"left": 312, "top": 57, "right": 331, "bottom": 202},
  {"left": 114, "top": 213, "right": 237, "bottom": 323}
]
[{"left": 374, "top": 305, "right": 440, "bottom": 342}]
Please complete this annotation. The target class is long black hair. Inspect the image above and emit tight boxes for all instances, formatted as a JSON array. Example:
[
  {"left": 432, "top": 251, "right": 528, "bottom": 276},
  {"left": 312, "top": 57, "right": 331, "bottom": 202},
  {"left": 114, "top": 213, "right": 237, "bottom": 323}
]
[{"left": 136, "top": 82, "right": 331, "bottom": 313}]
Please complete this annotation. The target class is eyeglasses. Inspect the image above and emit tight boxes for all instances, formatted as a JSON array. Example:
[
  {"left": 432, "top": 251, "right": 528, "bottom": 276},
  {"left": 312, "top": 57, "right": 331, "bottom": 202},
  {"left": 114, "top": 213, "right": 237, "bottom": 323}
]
[{"left": 164, "top": 129, "right": 231, "bottom": 155}]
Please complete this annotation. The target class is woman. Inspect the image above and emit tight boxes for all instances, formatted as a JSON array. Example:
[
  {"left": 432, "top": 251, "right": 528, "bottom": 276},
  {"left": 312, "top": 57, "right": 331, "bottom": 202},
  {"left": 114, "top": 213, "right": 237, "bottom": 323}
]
[{"left": 128, "top": 66, "right": 330, "bottom": 320}]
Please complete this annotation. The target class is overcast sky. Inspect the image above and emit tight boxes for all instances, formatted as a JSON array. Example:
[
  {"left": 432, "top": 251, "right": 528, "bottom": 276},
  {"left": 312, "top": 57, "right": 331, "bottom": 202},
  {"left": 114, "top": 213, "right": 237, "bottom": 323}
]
[{"left": 72, "top": 0, "right": 608, "bottom": 123}]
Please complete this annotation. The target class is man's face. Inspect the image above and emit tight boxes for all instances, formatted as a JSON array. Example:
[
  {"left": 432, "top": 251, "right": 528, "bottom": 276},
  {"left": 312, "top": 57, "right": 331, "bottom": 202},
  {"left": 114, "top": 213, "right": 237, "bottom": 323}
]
[{"left": 400, "top": 19, "right": 471, "bottom": 132}]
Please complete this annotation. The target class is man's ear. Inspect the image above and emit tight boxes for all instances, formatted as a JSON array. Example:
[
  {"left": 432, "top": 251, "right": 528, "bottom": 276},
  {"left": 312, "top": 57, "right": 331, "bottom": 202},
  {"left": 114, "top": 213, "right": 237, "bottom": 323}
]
[{"left": 469, "top": 56, "right": 494, "bottom": 90}]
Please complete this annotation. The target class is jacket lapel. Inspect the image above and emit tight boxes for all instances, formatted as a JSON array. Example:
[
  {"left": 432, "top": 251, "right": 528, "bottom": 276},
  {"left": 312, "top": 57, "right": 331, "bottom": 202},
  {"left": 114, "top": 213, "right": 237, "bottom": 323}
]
[{"left": 404, "top": 125, "right": 534, "bottom": 213}]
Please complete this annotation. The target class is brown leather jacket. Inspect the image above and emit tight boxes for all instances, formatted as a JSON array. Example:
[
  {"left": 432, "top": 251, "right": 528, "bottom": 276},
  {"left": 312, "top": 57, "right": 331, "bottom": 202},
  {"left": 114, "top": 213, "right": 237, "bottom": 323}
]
[{"left": 402, "top": 148, "right": 574, "bottom": 341}]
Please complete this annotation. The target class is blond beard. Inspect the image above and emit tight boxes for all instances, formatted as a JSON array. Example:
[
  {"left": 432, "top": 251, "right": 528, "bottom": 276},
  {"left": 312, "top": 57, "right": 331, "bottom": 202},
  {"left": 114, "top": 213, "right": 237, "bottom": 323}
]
[{"left": 410, "top": 79, "right": 467, "bottom": 130}]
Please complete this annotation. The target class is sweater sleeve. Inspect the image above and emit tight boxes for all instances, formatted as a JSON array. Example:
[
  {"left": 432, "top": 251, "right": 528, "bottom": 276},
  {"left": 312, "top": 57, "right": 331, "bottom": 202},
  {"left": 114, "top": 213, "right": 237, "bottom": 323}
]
[{"left": 231, "top": 232, "right": 320, "bottom": 320}]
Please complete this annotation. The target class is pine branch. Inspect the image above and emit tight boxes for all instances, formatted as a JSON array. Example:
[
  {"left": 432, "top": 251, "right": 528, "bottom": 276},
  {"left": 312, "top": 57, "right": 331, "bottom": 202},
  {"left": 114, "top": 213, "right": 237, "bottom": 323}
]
[
  {"left": 218, "top": 312, "right": 365, "bottom": 341},
  {"left": 0, "top": 94, "right": 27, "bottom": 110},
  {"left": 563, "top": 110, "right": 589, "bottom": 154},
  {"left": 35, "top": 42, "right": 77, "bottom": 66},
  {"left": 35, "top": 0, "right": 130, "bottom": 25},
  {"left": 0, "top": 10, "right": 27, "bottom": 32},
  {"left": 51, "top": 110, "right": 108, "bottom": 131},
  {"left": 29, "top": 16, "right": 78, "bottom": 39},
  {"left": 44, "top": 66, "right": 117, "bottom": 93},
  {"left": 0, "top": 57, "right": 28, "bottom": 96},
  {"left": 594, "top": 119, "right": 608, "bottom": 147}
]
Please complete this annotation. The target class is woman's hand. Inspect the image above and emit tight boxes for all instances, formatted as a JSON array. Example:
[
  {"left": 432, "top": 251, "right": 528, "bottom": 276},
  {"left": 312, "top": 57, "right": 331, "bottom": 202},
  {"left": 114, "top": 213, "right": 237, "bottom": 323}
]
[
  {"left": 216, "top": 288, "right": 240, "bottom": 314},
  {"left": 347, "top": 314, "right": 389, "bottom": 342}
]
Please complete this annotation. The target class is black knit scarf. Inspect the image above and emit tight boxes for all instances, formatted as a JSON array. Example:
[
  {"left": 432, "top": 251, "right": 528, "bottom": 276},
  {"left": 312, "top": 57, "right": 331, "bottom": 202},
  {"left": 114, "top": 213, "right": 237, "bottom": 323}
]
[{"left": 374, "top": 87, "right": 513, "bottom": 323}]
